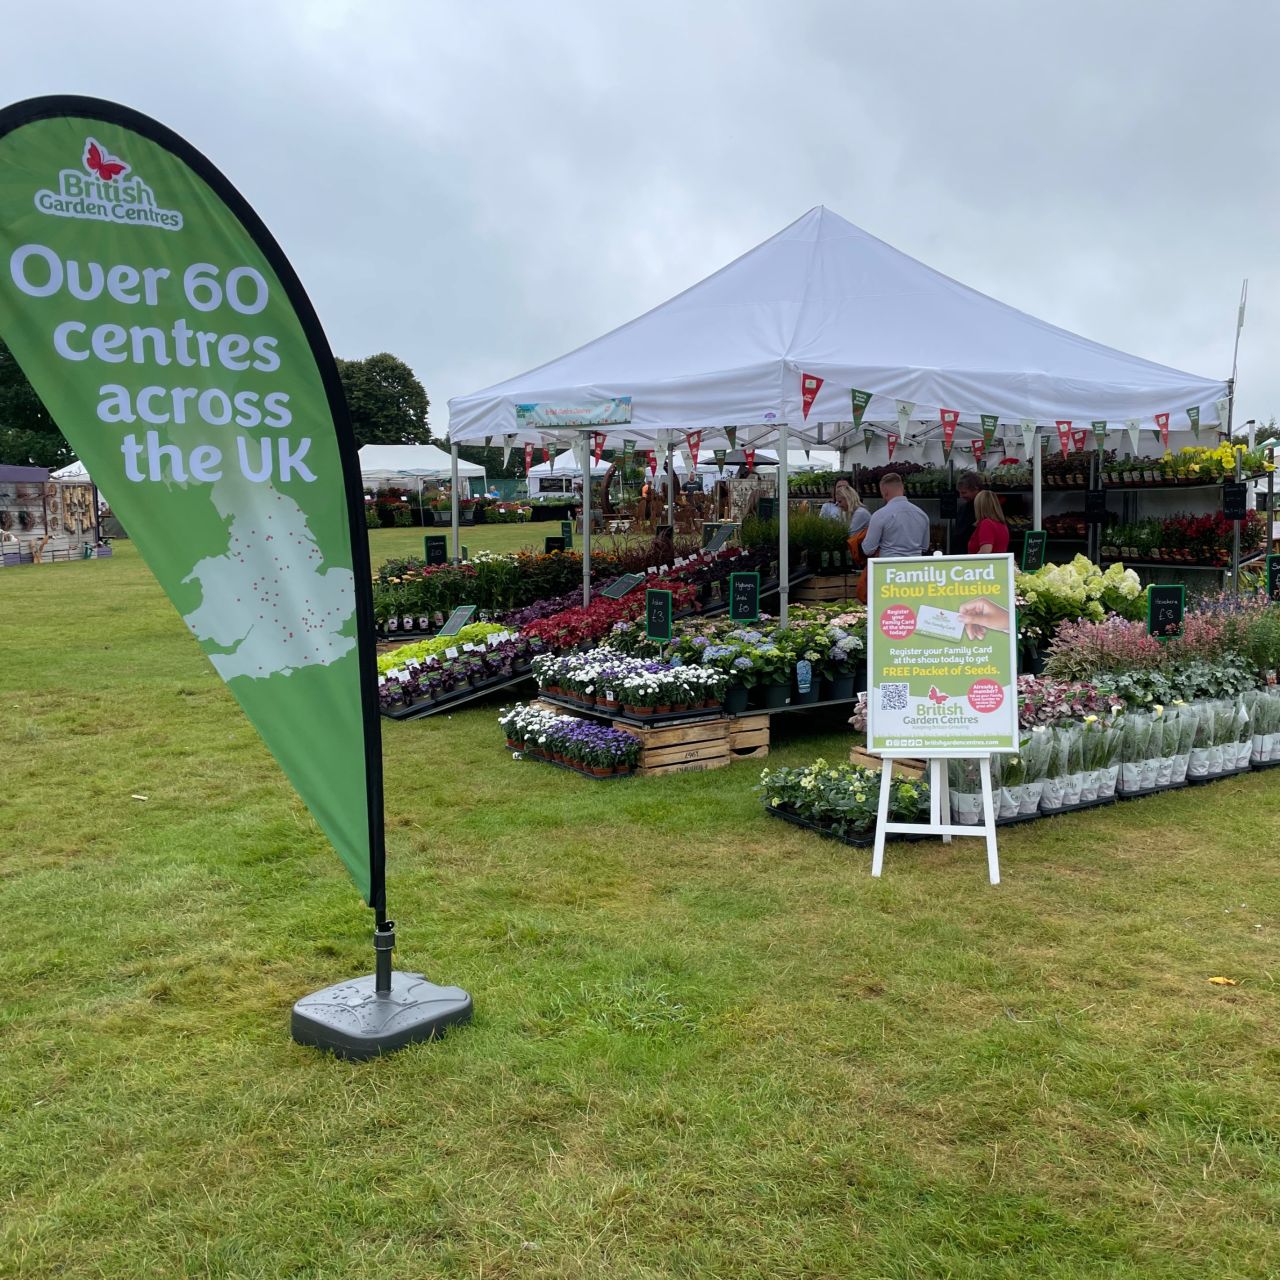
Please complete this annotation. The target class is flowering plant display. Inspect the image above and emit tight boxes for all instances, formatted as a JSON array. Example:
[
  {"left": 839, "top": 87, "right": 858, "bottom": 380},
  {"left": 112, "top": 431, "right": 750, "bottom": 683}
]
[
  {"left": 1015, "top": 556, "right": 1145, "bottom": 644},
  {"left": 376, "top": 622, "right": 507, "bottom": 674},
  {"left": 378, "top": 634, "right": 545, "bottom": 712},
  {"left": 1100, "top": 512, "right": 1266, "bottom": 565},
  {"left": 533, "top": 648, "right": 728, "bottom": 712},
  {"left": 758, "top": 759, "right": 928, "bottom": 840},
  {"left": 498, "top": 704, "right": 641, "bottom": 774}
]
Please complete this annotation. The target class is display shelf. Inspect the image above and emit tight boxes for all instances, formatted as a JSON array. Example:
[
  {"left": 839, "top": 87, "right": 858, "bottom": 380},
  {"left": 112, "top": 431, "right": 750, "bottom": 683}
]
[{"left": 1098, "top": 549, "right": 1266, "bottom": 574}]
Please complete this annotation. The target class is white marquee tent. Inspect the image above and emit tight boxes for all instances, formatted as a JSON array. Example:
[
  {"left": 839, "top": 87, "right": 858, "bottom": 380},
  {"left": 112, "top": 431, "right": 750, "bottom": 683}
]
[
  {"left": 446, "top": 206, "right": 1230, "bottom": 614},
  {"left": 359, "top": 444, "right": 485, "bottom": 490}
]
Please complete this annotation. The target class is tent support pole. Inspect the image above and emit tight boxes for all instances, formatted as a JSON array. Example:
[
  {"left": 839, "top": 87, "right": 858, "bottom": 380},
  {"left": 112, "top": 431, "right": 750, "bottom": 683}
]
[
  {"left": 779, "top": 423, "right": 790, "bottom": 626},
  {"left": 580, "top": 434, "right": 591, "bottom": 607},
  {"left": 450, "top": 443, "right": 461, "bottom": 562},
  {"left": 666, "top": 430, "right": 675, "bottom": 531},
  {"left": 1032, "top": 432, "right": 1042, "bottom": 531}
]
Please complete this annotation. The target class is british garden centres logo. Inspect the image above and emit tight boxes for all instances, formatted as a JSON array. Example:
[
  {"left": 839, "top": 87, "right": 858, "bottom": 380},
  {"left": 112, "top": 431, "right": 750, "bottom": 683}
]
[{"left": 34, "top": 137, "right": 183, "bottom": 231}]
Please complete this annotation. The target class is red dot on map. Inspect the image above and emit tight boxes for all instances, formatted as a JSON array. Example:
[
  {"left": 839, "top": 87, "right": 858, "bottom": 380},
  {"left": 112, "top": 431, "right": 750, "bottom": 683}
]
[
  {"left": 967, "top": 679, "right": 1004, "bottom": 713},
  {"left": 879, "top": 605, "right": 917, "bottom": 640}
]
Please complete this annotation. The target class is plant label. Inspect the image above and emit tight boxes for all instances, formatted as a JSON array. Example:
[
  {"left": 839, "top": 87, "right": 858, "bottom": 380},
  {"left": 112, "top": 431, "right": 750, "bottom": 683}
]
[
  {"left": 1020, "top": 530, "right": 1047, "bottom": 572},
  {"left": 729, "top": 571, "right": 760, "bottom": 622},
  {"left": 438, "top": 605, "right": 477, "bottom": 637},
  {"left": 1147, "top": 584, "right": 1184, "bottom": 639},
  {"left": 645, "top": 588, "right": 673, "bottom": 642}
]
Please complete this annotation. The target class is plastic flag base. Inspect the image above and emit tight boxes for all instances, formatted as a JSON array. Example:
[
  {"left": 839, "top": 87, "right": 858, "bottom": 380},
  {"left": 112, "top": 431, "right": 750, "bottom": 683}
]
[{"left": 291, "top": 971, "right": 472, "bottom": 1060}]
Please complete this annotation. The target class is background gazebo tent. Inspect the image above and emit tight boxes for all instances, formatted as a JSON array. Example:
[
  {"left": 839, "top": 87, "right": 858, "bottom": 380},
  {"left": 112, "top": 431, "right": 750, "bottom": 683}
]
[
  {"left": 448, "top": 206, "right": 1229, "bottom": 616},
  {"left": 358, "top": 443, "right": 485, "bottom": 494}
]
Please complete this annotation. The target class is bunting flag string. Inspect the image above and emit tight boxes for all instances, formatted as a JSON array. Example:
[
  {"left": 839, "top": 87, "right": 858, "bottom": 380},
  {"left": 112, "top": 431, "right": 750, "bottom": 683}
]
[
  {"left": 1155, "top": 412, "right": 1170, "bottom": 450},
  {"left": 1055, "top": 420, "right": 1072, "bottom": 458},
  {"left": 980, "top": 414, "right": 998, "bottom": 452},
  {"left": 1215, "top": 396, "right": 1231, "bottom": 434},
  {"left": 850, "top": 388, "right": 872, "bottom": 426},
  {"left": 685, "top": 430, "right": 702, "bottom": 468},
  {"left": 940, "top": 408, "right": 959, "bottom": 459},
  {"left": 1020, "top": 420, "right": 1037, "bottom": 459},
  {"left": 801, "top": 373, "right": 823, "bottom": 419}
]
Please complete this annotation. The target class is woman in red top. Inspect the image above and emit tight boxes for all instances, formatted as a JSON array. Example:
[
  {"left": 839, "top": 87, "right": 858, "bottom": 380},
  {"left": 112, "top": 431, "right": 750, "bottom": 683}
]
[{"left": 968, "top": 489, "right": 1009, "bottom": 554}]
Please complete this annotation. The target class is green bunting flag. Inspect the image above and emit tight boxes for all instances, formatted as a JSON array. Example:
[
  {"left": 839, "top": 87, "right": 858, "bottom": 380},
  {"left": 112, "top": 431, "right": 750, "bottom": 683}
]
[
  {"left": 863, "top": 426, "right": 874, "bottom": 453},
  {"left": 725, "top": 425, "right": 737, "bottom": 449},
  {"left": 0, "top": 97, "right": 383, "bottom": 906},
  {"left": 980, "top": 414, "right": 998, "bottom": 451},
  {"left": 850, "top": 388, "right": 872, "bottom": 426},
  {"left": 621, "top": 437, "right": 635, "bottom": 468},
  {"left": 713, "top": 447, "right": 726, "bottom": 469},
  {"left": 1091, "top": 420, "right": 1108, "bottom": 450},
  {"left": 1187, "top": 406, "right": 1200, "bottom": 439}
]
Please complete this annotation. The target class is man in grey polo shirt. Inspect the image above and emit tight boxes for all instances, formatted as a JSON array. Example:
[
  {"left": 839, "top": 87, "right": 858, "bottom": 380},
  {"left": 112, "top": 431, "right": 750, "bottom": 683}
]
[{"left": 862, "top": 472, "right": 931, "bottom": 559}]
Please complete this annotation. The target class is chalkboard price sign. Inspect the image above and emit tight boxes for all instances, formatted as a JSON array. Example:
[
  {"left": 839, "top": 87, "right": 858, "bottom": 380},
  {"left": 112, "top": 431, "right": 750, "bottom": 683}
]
[
  {"left": 1268, "top": 554, "right": 1280, "bottom": 602},
  {"left": 655, "top": 523, "right": 674, "bottom": 543},
  {"left": 1147, "top": 584, "right": 1185, "bottom": 639},
  {"left": 438, "top": 605, "right": 477, "bottom": 637},
  {"left": 544, "top": 536, "right": 566, "bottom": 554},
  {"left": 423, "top": 535, "right": 448, "bottom": 565},
  {"left": 729, "top": 571, "right": 761, "bottom": 622},
  {"left": 757, "top": 497, "right": 777, "bottom": 521},
  {"left": 1020, "top": 530, "right": 1047, "bottom": 572},
  {"left": 703, "top": 523, "right": 734, "bottom": 554},
  {"left": 701, "top": 522, "right": 720, "bottom": 548},
  {"left": 600, "top": 572, "right": 645, "bottom": 600},
  {"left": 560, "top": 519, "right": 574, "bottom": 548},
  {"left": 939, "top": 490, "right": 959, "bottom": 519},
  {"left": 1223, "top": 482, "right": 1248, "bottom": 522},
  {"left": 645, "top": 588, "right": 673, "bottom": 642}
]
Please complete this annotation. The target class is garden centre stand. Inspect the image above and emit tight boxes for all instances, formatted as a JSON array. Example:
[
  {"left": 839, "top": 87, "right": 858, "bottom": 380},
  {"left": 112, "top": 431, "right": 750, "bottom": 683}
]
[{"left": 871, "top": 755, "right": 1000, "bottom": 885}]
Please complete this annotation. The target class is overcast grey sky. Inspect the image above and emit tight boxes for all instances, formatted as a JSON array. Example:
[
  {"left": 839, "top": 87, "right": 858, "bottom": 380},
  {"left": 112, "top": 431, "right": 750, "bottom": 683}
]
[{"left": 5, "top": 0, "right": 1276, "bottom": 431}]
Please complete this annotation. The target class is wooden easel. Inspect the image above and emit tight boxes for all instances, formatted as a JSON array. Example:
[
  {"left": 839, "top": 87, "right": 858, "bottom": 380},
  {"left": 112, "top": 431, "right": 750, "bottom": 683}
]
[{"left": 871, "top": 754, "right": 1000, "bottom": 885}]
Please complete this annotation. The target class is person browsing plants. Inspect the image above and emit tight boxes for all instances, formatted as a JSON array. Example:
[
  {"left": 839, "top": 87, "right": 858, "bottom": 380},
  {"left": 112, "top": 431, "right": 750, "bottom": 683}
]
[
  {"left": 857, "top": 472, "right": 931, "bottom": 603},
  {"left": 968, "top": 489, "right": 1009, "bottom": 554}
]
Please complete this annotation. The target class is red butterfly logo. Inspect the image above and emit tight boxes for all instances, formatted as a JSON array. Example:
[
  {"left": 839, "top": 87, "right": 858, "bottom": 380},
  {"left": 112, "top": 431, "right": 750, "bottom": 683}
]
[
  {"left": 928, "top": 686, "right": 949, "bottom": 705},
  {"left": 83, "top": 138, "right": 130, "bottom": 182}
]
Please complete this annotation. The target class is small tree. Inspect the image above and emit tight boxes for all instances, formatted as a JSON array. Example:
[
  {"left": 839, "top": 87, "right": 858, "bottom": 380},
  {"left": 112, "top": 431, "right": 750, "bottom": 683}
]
[
  {"left": 336, "top": 352, "right": 430, "bottom": 447},
  {"left": 0, "top": 337, "right": 73, "bottom": 469}
]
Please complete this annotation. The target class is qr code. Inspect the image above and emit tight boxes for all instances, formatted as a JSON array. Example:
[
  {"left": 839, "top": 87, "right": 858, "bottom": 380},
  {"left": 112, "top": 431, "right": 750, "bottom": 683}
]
[{"left": 879, "top": 683, "right": 909, "bottom": 711}]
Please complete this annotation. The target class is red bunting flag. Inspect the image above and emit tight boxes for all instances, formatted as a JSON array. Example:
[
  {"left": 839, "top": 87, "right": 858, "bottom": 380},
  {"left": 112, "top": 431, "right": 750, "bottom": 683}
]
[
  {"left": 524, "top": 443, "right": 534, "bottom": 473},
  {"left": 940, "top": 408, "right": 959, "bottom": 456},
  {"left": 1155, "top": 412, "right": 1170, "bottom": 449},
  {"left": 1055, "top": 420, "right": 1072, "bottom": 458},
  {"left": 971, "top": 438, "right": 985, "bottom": 464},
  {"left": 744, "top": 448, "right": 756, "bottom": 473},
  {"left": 800, "top": 373, "right": 823, "bottom": 419},
  {"left": 646, "top": 449, "right": 657, "bottom": 476},
  {"left": 887, "top": 432, "right": 898, "bottom": 461},
  {"left": 685, "top": 430, "right": 702, "bottom": 468},
  {"left": 1071, "top": 428, "right": 1087, "bottom": 453},
  {"left": 592, "top": 431, "right": 606, "bottom": 463}
]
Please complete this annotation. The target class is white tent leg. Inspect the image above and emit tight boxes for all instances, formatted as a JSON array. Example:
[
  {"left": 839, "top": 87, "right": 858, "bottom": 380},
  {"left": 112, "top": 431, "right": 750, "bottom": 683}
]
[
  {"left": 580, "top": 435, "right": 591, "bottom": 606},
  {"left": 978, "top": 756, "right": 1000, "bottom": 885},
  {"left": 450, "top": 443, "right": 461, "bottom": 562},
  {"left": 1032, "top": 434, "right": 1042, "bottom": 532},
  {"left": 666, "top": 429, "right": 675, "bottom": 531},
  {"left": 779, "top": 422, "right": 790, "bottom": 626},
  {"left": 871, "top": 756, "right": 893, "bottom": 877}
]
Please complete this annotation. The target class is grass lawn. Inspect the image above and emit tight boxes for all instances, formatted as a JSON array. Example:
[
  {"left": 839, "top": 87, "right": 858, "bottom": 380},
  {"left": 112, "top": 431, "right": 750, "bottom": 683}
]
[{"left": 2, "top": 530, "right": 1278, "bottom": 1279}]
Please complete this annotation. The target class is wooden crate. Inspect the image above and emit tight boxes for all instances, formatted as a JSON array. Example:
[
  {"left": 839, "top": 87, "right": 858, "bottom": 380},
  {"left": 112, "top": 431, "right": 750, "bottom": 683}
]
[
  {"left": 848, "top": 745, "right": 926, "bottom": 780},
  {"left": 617, "top": 716, "right": 733, "bottom": 776},
  {"left": 792, "top": 574, "right": 857, "bottom": 604},
  {"left": 728, "top": 712, "right": 770, "bottom": 760}
]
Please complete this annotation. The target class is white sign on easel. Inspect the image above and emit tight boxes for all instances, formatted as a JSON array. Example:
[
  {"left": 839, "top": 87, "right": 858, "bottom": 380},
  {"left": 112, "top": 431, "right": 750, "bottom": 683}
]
[{"left": 865, "top": 552, "right": 1019, "bottom": 885}]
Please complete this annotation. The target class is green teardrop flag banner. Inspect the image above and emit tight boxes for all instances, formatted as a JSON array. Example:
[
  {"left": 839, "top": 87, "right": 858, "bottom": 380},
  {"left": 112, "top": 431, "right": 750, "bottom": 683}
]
[
  {"left": 0, "top": 98, "right": 383, "bottom": 910},
  {"left": 980, "top": 414, "right": 998, "bottom": 450},
  {"left": 850, "top": 388, "right": 871, "bottom": 426}
]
